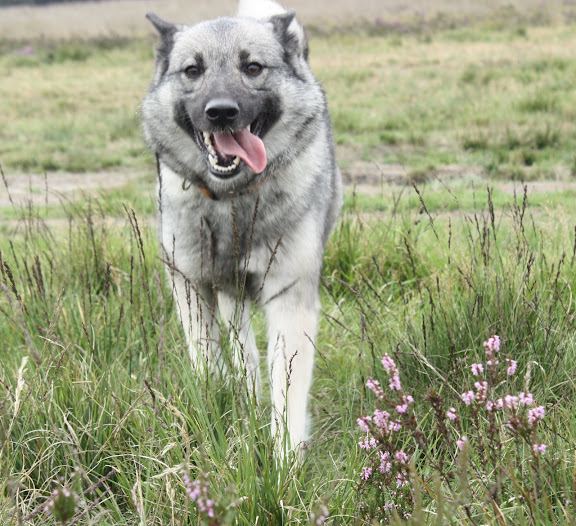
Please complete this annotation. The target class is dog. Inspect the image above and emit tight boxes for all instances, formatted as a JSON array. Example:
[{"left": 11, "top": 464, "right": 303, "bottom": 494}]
[{"left": 141, "top": 0, "right": 342, "bottom": 457}]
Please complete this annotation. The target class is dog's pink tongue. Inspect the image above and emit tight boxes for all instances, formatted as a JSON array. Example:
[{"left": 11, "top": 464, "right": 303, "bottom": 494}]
[{"left": 213, "top": 128, "right": 267, "bottom": 174}]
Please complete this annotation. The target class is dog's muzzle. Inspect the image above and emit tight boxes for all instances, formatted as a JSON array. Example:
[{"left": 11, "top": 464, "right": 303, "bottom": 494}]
[{"left": 195, "top": 98, "right": 267, "bottom": 177}]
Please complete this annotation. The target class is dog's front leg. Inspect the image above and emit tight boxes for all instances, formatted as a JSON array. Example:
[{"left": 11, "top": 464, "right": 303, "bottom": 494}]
[
  {"left": 218, "top": 291, "right": 261, "bottom": 393},
  {"left": 264, "top": 277, "right": 320, "bottom": 458},
  {"left": 170, "top": 272, "right": 225, "bottom": 374}
]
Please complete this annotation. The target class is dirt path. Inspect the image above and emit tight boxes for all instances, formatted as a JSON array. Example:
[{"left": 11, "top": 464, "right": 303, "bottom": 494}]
[
  {"left": 0, "top": 171, "right": 145, "bottom": 208},
  {"left": 2, "top": 164, "right": 575, "bottom": 213}
]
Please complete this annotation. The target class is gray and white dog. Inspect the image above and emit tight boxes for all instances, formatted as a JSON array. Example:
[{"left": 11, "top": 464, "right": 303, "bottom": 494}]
[{"left": 141, "top": 0, "right": 342, "bottom": 456}]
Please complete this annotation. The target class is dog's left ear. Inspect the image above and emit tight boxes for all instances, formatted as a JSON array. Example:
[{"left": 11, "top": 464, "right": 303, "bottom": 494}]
[
  {"left": 270, "top": 10, "right": 309, "bottom": 61},
  {"left": 146, "top": 12, "right": 178, "bottom": 39}
]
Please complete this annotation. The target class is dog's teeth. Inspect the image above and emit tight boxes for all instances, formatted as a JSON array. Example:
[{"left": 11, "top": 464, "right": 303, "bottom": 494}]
[
  {"left": 208, "top": 152, "right": 241, "bottom": 173},
  {"left": 203, "top": 132, "right": 217, "bottom": 156}
]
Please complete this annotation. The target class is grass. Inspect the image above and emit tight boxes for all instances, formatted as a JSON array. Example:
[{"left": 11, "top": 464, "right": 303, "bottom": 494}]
[
  {"left": 313, "top": 26, "right": 576, "bottom": 179},
  {"left": 1, "top": 174, "right": 576, "bottom": 524},
  {"left": 2, "top": 5, "right": 576, "bottom": 524},
  {"left": 2, "top": 16, "right": 576, "bottom": 179}
]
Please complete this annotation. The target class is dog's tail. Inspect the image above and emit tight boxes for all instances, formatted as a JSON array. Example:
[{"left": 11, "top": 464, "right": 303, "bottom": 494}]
[
  {"left": 237, "top": 0, "right": 287, "bottom": 18},
  {"left": 237, "top": 0, "right": 308, "bottom": 60}
]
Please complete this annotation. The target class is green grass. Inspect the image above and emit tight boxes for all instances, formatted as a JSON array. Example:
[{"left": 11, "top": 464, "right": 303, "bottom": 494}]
[
  {"left": 311, "top": 25, "right": 576, "bottom": 179},
  {"left": 2, "top": 10, "right": 576, "bottom": 525},
  {"left": 2, "top": 21, "right": 576, "bottom": 178},
  {"left": 1, "top": 180, "right": 576, "bottom": 524},
  {"left": 344, "top": 182, "right": 576, "bottom": 214}
]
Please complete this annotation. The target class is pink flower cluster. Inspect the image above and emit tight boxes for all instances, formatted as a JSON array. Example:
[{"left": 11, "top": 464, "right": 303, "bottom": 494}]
[
  {"left": 357, "top": 351, "right": 413, "bottom": 507},
  {"left": 454, "top": 336, "right": 548, "bottom": 454},
  {"left": 528, "top": 405, "right": 545, "bottom": 424},
  {"left": 366, "top": 377, "right": 384, "bottom": 399},
  {"left": 483, "top": 335, "right": 501, "bottom": 354},
  {"left": 182, "top": 471, "right": 216, "bottom": 519},
  {"left": 381, "top": 354, "right": 402, "bottom": 391},
  {"left": 357, "top": 334, "right": 552, "bottom": 522}
]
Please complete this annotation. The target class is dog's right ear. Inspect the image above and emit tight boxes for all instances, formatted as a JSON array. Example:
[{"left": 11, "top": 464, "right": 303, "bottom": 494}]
[
  {"left": 146, "top": 13, "right": 177, "bottom": 39},
  {"left": 146, "top": 13, "right": 179, "bottom": 84}
]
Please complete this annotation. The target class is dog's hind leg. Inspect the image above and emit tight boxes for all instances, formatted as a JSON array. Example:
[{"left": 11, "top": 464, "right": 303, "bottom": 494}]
[{"left": 218, "top": 291, "right": 261, "bottom": 393}]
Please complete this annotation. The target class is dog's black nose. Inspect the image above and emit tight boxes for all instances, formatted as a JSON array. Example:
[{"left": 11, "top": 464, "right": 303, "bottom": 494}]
[{"left": 205, "top": 98, "right": 240, "bottom": 125}]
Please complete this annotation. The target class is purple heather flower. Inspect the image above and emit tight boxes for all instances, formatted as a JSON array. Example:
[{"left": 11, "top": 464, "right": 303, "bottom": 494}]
[
  {"left": 366, "top": 376, "right": 384, "bottom": 399},
  {"left": 461, "top": 390, "right": 475, "bottom": 405},
  {"left": 457, "top": 436, "right": 468, "bottom": 450},
  {"left": 360, "top": 466, "right": 373, "bottom": 480},
  {"left": 471, "top": 363, "right": 484, "bottom": 376},
  {"left": 519, "top": 392, "right": 534, "bottom": 406},
  {"left": 373, "top": 409, "right": 390, "bottom": 432},
  {"left": 474, "top": 381, "right": 488, "bottom": 402},
  {"left": 533, "top": 443, "right": 547, "bottom": 454},
  {"left": 483, "top": 335, "right": 501, "bottom": 354},
  {"left": 394, "top": 450, "right": 409, "bottom": 463},
  {"left": 359, "top": 437, "right": 379, "bottom": 450},
  {"left": 357, "top": 416, "right": 371, "bottom": 432},
  {"left": 503, "top": 395, "right": 519, "bottom": 410},
  {"left": 506, "top": 359, "right": 518, "bottom": 376},
  {"left": 528, "top": 406, "right": 545, "bottom": 424},
  {"left": 379, "top": 451, "right": 392, "bottom": 473},
  {"left": 381, "top": 354, "right": 397, "bottom": 374},
  {"left": 389, "top": 372, "right": 401, "bottom": 391},
  {"left": 388, "top": 420, "right": 402, "bottom": 432}
]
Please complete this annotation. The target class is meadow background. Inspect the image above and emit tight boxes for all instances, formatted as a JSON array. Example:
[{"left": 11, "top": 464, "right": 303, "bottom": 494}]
[{"left": 1, "top": 0, "right": 576, "bottom": 524}]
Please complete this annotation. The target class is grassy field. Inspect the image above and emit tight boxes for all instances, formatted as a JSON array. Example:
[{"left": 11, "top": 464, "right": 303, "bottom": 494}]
[
  {"left": 1, "top": 3, "right": 576, "bottom": 525},
  {"left": 2, "top": 15, "right": 576, "bottom": 180}
]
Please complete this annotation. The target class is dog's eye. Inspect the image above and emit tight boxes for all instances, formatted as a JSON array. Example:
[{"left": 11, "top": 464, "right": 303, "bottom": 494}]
[
  {"left": 184, "top": 65, "right": 202, "bottom": 79},
  {"left": 245, "top": 63, "right": 263, "bottom": 76}
]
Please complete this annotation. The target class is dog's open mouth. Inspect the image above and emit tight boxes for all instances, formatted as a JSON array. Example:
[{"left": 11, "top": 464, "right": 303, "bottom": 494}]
[{"left": 195, "top": 124, "right": 267, "bottom": 178}]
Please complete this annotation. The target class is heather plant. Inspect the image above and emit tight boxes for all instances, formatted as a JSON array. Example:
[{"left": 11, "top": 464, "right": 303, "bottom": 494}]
[
  {"left": 180, "top": 470, "right": 235, "bottom": 526},
  {"left": 356, "top": 335, "right": 570, "bottom": 524},
  {"left": 2, "top": 158, "right": 576, "bottom": 524}
]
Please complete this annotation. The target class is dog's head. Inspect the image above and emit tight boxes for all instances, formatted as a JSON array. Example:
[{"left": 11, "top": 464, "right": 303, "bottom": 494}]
[{"left": 142, "top": 4, "right": 315, "bottom": 188}]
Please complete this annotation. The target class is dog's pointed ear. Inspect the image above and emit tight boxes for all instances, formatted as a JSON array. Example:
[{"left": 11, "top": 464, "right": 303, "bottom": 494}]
[
  {"left": 146, "top": 12, "right": 177, "bottom": 39},
  {"left": 270, "top": 10, "right": 309, "bottom": 61},
  {"left": 146, "top": 13, "right": 179, "bottom": 84}
]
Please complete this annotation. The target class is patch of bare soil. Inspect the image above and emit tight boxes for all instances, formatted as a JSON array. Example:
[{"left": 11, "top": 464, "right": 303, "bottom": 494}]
[
  {"left": 3, "top": 164, "right": 575, "bottom": 213},
  {"left": 342, "top": 162, "right": 483, "bottom": 189},
  {"left": 2, "top": 164, "right": 575, "bottom": 233},
  {"left": 0, "top": 171, "right": 146, "bottom": 208}
]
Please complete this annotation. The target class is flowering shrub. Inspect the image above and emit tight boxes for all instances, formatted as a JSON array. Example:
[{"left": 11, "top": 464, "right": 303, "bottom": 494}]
[
  {"left": 181, "top": 471, "right": 226, "bottom": 525},
  {"left": 356, "top": 335, "right": 555, "bottom": 523}
]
